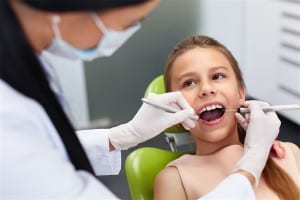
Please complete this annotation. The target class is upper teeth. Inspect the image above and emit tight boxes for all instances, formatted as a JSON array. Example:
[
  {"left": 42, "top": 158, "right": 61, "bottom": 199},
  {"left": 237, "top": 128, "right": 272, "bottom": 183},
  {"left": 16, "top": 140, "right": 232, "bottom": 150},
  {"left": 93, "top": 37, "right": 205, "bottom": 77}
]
[{"left": 200, "top": 104, "right": 223, "bottom": 113}]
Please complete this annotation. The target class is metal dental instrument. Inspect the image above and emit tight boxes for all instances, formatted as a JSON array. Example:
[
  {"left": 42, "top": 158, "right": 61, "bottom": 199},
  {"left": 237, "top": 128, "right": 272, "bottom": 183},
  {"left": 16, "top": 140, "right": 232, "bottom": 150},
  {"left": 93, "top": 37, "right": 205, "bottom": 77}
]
[
  {"left": 226, "top": 104, "right": 300, "bottom": 113},
  {"left": 141, "top": 98, "right": 198, "bottom": 120},
  {"left": 142, "top": 98, "right": 300, "bottom": 115},
  {"left": 142, "top": 98, "right": 179, "bottom": 113}
]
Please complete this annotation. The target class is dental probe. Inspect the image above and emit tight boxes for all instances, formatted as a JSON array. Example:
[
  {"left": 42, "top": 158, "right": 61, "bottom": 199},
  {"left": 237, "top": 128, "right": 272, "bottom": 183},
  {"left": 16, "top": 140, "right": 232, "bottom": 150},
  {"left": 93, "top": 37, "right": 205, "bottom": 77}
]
[
  {"left": 141, "top": 98, "right": 198, "bottom": 120},
  {"left": 142, "top": 98, "right": 300, "bottom": 115},
  {"left": 227, "top": 104, "right": 300, "bottom": 113}
]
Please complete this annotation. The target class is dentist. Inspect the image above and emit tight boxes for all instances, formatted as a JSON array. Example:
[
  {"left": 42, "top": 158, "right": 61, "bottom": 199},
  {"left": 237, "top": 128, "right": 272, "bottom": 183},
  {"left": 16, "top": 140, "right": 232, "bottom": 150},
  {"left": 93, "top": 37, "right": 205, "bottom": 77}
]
[{"left": 0, "top": 0, "right": 281, "bottom": 199}]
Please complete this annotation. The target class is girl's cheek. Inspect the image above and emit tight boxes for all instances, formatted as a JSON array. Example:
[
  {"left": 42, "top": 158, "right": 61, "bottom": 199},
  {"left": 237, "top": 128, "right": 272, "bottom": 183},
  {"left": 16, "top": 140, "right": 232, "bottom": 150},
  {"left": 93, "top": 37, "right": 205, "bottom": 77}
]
[{"left": 183, "top": 93, "right": 197, "bottom": 108}]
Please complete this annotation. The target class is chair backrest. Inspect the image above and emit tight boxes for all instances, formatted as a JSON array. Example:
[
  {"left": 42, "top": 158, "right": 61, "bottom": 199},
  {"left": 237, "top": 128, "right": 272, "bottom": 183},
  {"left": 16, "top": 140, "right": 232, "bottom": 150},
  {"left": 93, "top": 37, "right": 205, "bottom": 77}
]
[{"left": 125, "top": 147, "right": 185, "bottom": 200}]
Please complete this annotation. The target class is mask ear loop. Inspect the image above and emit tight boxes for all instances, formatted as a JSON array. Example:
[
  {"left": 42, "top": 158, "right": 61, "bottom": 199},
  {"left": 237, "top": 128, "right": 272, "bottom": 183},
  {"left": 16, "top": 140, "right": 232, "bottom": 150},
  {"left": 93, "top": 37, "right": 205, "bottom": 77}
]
[
  {"left": 90, "top": 13, "right": 108, "bottom": 34},
  {"left": 52, "top": 15, "right": 62, "bottom": 39}
]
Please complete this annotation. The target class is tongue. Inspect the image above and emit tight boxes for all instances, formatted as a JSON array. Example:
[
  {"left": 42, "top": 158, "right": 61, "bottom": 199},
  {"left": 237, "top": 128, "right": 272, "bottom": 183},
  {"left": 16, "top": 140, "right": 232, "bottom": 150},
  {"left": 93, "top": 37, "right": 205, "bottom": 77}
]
[{"left": 200, "top": 109, "right": 224, "bottom": 121}]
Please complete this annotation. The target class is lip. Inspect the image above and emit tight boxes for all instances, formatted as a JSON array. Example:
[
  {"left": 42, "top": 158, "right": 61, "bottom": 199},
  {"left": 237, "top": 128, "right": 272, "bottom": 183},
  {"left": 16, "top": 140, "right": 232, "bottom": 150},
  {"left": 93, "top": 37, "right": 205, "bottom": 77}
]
[{"left": 201, "top": 113, "right": 225, "bottom": 126}]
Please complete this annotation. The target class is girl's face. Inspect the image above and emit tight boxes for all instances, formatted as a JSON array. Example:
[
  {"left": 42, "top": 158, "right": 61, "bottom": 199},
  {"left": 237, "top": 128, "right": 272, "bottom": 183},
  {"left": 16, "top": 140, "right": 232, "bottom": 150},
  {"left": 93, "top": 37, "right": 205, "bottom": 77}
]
[{"left": 169, "top": 47, "right": 245, "bottom": 150}]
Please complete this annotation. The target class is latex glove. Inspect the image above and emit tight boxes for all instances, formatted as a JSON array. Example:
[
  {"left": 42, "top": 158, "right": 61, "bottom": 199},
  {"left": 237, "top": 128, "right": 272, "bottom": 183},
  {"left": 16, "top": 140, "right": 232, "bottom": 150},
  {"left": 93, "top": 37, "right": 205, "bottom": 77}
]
[
  {"left": 234, "top": 100, "right": 281, "bottom": 186},
  {"left": 236, "top": 111, "right": 285, "bottom": 159},
  {"left": 108, "top": 92, "right": 197, "bottom": 150}
]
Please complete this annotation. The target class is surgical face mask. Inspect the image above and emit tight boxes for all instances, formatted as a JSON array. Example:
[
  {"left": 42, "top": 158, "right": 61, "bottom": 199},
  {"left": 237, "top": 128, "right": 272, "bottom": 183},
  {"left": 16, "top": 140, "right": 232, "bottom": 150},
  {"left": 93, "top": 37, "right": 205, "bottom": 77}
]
[{"left": 46, "top": 13, "right": 141, "bottom": 61}]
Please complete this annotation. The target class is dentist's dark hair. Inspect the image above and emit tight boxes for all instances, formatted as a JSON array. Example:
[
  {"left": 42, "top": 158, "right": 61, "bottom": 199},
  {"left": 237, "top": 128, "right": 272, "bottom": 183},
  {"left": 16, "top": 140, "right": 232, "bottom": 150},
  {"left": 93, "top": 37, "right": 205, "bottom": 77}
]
[
  {"left": 164, "top": 35, "right": 300, "bottom": 200},
  {"left": 22, "top": 0, "right": 147, "bottom": 12}
]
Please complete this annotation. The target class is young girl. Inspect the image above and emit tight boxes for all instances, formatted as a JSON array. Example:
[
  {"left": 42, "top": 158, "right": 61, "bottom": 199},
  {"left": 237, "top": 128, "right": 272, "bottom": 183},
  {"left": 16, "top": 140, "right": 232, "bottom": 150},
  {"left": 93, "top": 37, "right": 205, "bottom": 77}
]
[{"left": 154, "top": 35, "right": 300, "bottom": 200}]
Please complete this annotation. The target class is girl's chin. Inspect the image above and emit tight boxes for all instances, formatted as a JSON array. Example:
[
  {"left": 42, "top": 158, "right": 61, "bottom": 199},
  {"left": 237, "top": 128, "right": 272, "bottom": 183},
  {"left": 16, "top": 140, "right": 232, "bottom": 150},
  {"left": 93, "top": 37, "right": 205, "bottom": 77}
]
[{"left": 191, "top": 126, "right": 238, "bottom": 143}]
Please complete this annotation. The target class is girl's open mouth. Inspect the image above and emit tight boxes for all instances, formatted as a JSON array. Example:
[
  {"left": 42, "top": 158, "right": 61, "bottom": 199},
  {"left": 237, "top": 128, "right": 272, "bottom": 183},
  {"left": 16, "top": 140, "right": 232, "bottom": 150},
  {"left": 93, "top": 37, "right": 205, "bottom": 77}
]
[{"left": 198, "top": 104, "right": 225, "bottom": 122}]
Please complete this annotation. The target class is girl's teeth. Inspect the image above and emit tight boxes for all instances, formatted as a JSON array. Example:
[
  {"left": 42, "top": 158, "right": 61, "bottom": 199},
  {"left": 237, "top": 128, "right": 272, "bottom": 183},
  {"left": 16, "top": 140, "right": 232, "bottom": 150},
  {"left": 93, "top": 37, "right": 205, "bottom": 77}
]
[{"left": 199, "top": 104, "right": 224, "bottom": 114}]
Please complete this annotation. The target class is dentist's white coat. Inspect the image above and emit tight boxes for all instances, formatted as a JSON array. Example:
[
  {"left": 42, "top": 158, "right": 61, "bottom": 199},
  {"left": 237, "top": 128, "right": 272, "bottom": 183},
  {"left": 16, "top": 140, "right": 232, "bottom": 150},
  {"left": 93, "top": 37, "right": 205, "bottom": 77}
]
[{"left": 0, "top": 79, "right": 121, "bottom": 199}]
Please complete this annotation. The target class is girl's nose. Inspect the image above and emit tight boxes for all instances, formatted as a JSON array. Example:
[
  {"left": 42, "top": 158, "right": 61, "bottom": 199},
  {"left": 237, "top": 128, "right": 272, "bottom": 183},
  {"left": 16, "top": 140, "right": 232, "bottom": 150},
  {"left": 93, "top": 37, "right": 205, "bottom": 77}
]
[{"left": 199, "top": 84, "right": 216, "bottom": 97}]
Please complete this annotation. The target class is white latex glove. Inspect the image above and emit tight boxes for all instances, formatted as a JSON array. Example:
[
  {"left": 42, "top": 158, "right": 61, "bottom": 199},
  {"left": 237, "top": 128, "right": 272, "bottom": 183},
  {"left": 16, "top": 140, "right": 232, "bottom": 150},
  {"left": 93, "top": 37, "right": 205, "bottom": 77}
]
[
  {"left": 234, "top": 100, "right": 281, "bottom": 186},
  {"left": 109, "top": 92, "right": 197, "bottom": 150}
]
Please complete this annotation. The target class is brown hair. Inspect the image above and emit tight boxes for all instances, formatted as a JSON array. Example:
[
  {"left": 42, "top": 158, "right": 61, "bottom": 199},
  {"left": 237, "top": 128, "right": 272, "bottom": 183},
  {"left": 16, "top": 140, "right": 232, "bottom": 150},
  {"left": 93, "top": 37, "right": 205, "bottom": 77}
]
[{"left": 164, "top": 35, "right": 300, "bottom": 200}]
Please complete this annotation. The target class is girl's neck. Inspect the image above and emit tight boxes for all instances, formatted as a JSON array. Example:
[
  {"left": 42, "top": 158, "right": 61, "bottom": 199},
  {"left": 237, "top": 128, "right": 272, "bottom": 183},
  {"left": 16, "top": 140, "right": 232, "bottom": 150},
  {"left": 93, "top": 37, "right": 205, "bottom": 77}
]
[{"left": 195, "top": 132, "right": 242, "bottom": 156}]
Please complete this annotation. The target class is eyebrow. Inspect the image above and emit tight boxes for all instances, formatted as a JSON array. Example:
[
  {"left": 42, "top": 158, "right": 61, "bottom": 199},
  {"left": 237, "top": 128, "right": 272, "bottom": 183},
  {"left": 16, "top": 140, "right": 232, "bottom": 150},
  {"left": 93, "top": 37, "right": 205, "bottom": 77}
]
[
  {"left": 175, "top": 72, "right": 196, "bottom": 83},
  {"left": 210, "top": 66, "right": 229, "bottom": 72},
  {"left": 174, "top": 66, "right": 229, "bottom": 82}
]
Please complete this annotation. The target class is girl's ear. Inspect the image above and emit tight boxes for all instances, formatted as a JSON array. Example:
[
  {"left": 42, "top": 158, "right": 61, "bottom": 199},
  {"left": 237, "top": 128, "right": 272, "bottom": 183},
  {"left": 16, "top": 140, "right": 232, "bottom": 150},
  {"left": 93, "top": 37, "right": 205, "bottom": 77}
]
[{"left": 239, "top": 86, "right": 246, "bottom": 106}]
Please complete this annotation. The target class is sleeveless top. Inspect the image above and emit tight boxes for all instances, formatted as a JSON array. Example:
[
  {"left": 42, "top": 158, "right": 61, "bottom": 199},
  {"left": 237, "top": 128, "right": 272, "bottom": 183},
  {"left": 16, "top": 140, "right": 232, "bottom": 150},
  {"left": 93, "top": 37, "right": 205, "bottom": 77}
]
[{"left": 167, "top": 144, "right": 300, "bottom": 200}]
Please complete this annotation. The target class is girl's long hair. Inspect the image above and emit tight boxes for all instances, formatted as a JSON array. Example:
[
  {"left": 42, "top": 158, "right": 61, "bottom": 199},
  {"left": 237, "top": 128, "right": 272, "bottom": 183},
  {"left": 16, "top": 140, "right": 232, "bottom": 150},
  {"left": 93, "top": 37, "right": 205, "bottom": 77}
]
[
  {"left": 164, "top": 35, "right": 300, "bottom": 200},
  {"left": 0, "top": 1, "right": 94, "bottom": 173}
]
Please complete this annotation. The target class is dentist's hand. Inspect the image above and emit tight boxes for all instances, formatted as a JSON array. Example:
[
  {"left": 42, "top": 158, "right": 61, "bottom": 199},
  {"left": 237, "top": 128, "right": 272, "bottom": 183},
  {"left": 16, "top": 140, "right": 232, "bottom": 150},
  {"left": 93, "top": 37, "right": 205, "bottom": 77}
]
[
  {"left": 234, "top": 100, "right": 281, "bottom": 186},
  {"left": 109, "top": 92, "right": 197, "bottom": 150}
]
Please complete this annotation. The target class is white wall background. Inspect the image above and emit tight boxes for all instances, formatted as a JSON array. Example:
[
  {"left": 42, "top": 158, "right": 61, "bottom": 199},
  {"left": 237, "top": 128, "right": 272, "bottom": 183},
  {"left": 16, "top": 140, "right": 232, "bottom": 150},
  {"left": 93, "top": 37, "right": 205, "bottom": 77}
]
[{"left": 199, "top": 0, "right": 246, "bottom": 68}]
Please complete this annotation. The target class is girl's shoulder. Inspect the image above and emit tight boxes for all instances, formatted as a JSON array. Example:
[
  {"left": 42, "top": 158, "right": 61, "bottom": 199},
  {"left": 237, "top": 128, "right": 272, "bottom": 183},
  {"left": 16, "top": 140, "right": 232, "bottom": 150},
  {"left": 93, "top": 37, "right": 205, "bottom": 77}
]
[
  {"left": 272, "top": 141, "right": 300, "bottom": 186},
  {"left": 284, "top": 142, "right": 300, "bottom": 154},
  {"left": 281, "top": 141, "right": 300, "bottom": 169},
  {"left": 277, "top": 141, "right": 299, "bottom": 161},
  {"left": 154, "top": 163, "right": 187, "bottom": 200}
]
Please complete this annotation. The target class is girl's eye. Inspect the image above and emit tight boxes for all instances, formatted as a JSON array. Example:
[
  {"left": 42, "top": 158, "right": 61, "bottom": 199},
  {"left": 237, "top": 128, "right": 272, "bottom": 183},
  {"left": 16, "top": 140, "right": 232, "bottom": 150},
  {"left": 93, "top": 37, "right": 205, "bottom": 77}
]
[
  {"left": 212, "top": 73, "right": 225, "bottom": 80},
  {"left": 182, "top": 79, "right": 197, "bottom": 87}
]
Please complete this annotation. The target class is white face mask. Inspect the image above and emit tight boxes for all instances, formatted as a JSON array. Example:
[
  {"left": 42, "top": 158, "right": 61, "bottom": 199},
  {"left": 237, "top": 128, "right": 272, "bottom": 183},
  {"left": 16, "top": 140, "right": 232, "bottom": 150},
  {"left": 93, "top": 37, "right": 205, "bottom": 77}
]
[{"left": 46, "top": 13, "right": 141, "bottom": 61}]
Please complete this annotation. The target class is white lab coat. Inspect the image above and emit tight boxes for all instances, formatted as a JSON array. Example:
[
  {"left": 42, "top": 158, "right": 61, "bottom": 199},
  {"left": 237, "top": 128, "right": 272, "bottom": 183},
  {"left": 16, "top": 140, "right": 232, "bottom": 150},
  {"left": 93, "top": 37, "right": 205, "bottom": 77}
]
[
  {"left": 0, "top": 78, "right": 255, "bottom": 200},
  {"left": 199, "top": 173, "right": 255, "bottom": 200},
  {"left": 0, "top": 79, "right": 121, "bottom": 199}
]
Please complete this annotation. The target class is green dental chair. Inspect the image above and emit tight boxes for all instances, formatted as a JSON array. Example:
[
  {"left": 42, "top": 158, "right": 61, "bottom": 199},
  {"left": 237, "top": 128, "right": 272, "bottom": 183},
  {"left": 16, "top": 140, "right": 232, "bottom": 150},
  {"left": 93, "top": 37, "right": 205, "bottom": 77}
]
[
  {"left": 125, "top": 75, "right": 194, "bottom": 200},
  {"left": 125, "top": 147, "right": 185, "bottom": 200}
]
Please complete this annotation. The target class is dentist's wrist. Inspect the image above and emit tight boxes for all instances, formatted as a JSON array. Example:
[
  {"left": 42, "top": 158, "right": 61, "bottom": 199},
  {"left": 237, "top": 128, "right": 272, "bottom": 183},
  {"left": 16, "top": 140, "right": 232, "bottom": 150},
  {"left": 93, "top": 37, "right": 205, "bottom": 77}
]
[
  {"left": 108, "top": 122, "right": 140, "bottom": 150},
  {"left": 234, "top": 146, "right": 269, "bottom": 187}
]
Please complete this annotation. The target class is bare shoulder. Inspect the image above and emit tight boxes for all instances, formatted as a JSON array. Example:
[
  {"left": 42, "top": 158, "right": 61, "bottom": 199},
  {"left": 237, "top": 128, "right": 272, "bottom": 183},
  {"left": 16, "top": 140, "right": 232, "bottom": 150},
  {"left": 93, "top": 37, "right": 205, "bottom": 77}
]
[
  {"left": 282, "top": 142, "right": 300, "bottom": 166},
  {"left": 154, "top": 166, "right": 186, "bottom": 200},
  {"left": 283, "top": 142, "right": 300, "bottom": 155}
]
